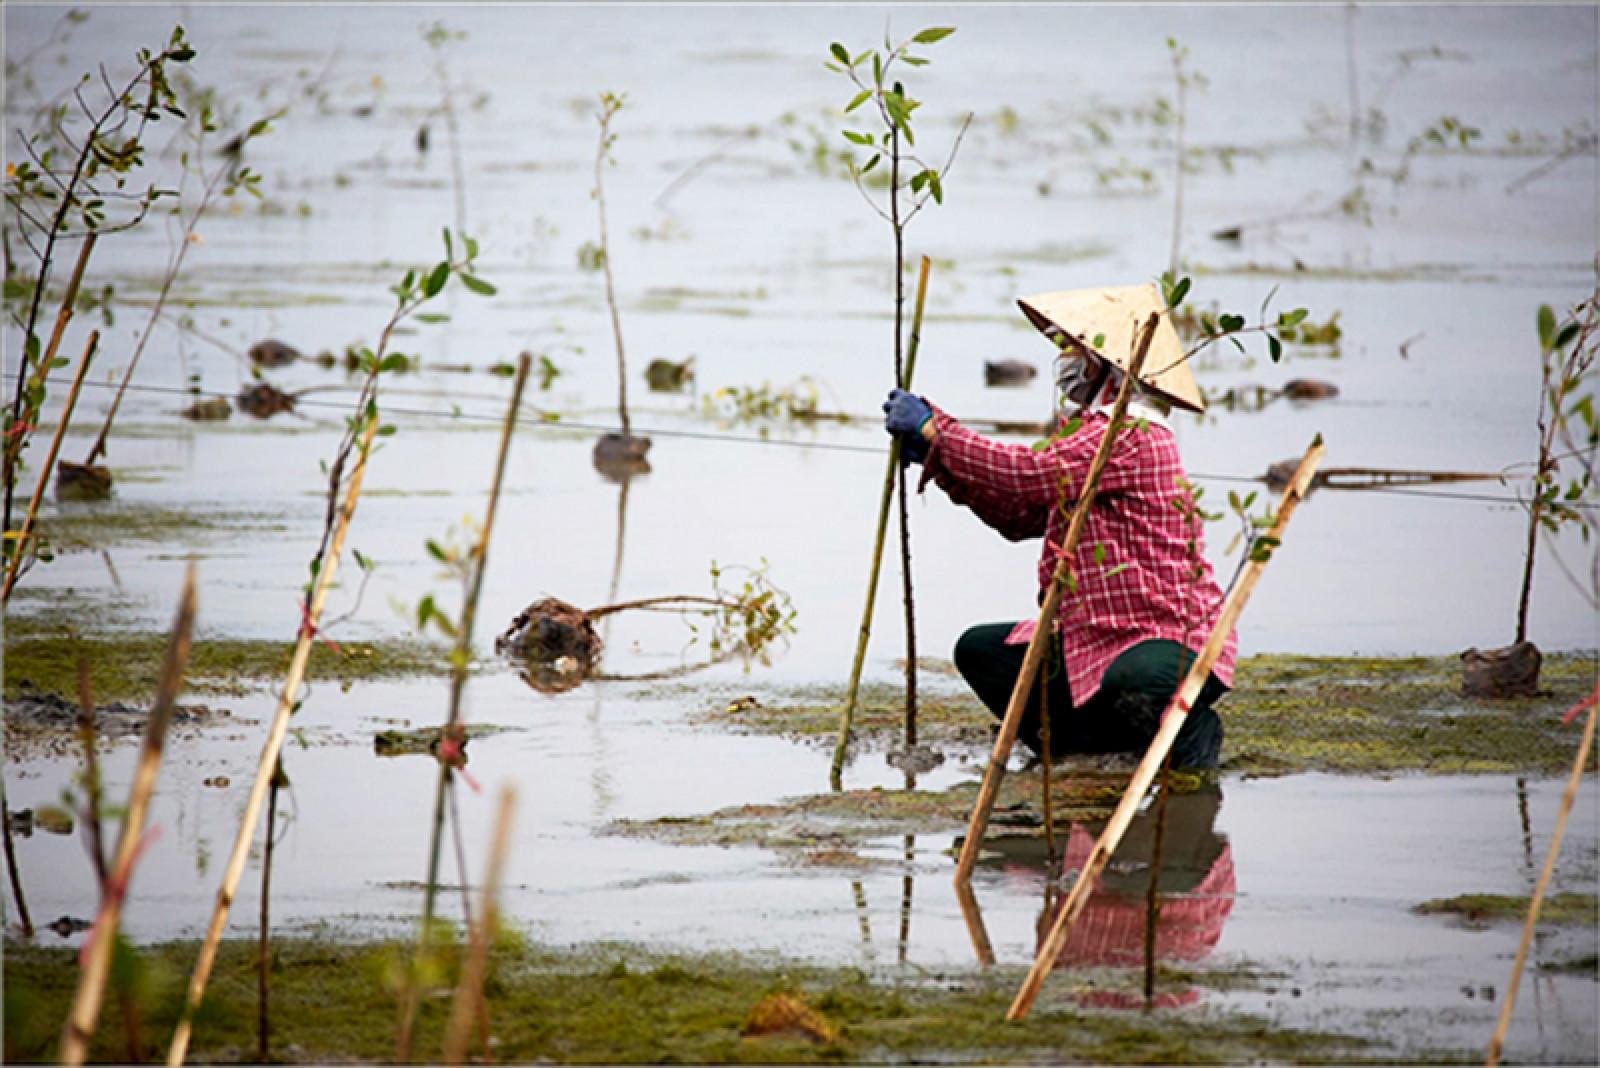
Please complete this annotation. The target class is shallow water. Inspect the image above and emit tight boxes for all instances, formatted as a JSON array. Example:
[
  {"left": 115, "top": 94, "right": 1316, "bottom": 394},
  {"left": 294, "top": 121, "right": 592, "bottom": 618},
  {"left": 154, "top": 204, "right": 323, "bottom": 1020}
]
[{"left": 4, "top": 3, "right": 1599, "bottom": 1062}]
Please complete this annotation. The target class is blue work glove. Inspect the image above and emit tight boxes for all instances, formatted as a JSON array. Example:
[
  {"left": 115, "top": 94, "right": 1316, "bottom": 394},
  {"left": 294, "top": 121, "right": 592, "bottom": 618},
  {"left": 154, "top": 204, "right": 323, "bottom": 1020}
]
[{"left": 882, "top": 388, "right": 933, "bottom": 464}]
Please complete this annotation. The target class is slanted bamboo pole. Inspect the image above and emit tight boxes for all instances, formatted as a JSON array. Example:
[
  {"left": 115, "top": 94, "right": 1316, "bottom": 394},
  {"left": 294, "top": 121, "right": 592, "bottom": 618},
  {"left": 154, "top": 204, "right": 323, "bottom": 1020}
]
[
  {"left": 952, "top": 314, "right": 1158, "bottom": 884},
  {"left": 954, "top": 876, "right": 996, "bottom": 967},
  {"left": 61, "top": 566, "right": 197, "bottom": 1066},
  {"left": 1485, "top": 687, "right": 1598, "bottom": 1066},
  {"left": 1007, "top": 436, "right": 1323, "bottom": 1021},
  {"left": 831, "top": 256, "right": 932, "bottom": 790},
  {"left": 165, "top": 420, "right": 378, "bottom": 1068},
  {"left": 443, "top": 784, "right": 517, "bottom": 1066},
  {"left": 398, "top": 352, "right": 530, "bottom": 1061},
  {"left": 3, "top": 233, "right": 96, "bottom": 479},
  {"left": 2, "top": 329, "right": 98, "bottom": 604}
]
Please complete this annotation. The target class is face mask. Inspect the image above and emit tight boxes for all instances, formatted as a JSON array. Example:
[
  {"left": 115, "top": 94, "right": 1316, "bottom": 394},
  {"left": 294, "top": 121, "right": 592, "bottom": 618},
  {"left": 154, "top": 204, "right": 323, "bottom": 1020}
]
[{"left": 1055, "top": 352, "right": 1105, "bottom": 408}]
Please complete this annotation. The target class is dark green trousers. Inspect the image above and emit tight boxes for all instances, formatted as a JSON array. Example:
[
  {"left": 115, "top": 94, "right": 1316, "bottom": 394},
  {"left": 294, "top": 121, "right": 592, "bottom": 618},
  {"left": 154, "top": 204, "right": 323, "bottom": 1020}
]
[{"left": 953, "top": 624, "right": 1228, "bottom": 769}]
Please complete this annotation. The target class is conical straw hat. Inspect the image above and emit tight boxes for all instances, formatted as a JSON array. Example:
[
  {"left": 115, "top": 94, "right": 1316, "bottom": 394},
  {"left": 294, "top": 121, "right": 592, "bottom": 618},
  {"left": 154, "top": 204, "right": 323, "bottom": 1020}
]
[{"left": 1017, "top": 283, "right": 1205, "bottom": 413}]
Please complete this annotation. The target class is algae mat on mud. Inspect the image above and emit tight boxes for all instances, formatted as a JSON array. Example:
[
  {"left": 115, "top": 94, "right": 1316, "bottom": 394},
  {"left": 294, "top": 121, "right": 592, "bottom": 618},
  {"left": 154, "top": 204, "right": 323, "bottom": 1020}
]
[
  {"left": 3, "top": 937, "right": 1370, "bottom": 1064},
  {"left": 698, "top": 653, "right": 1600, "bottom": 775}
]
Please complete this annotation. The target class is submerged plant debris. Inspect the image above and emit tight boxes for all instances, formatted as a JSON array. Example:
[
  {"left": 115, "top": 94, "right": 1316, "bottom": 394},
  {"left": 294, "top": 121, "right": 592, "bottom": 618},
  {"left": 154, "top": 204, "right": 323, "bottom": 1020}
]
[
  {"left": 1413, "top": 893, "right": 1599, "bottom": 927},
  {"left": 1, "top": 936, "right": 1376, "bottom": 1065}
]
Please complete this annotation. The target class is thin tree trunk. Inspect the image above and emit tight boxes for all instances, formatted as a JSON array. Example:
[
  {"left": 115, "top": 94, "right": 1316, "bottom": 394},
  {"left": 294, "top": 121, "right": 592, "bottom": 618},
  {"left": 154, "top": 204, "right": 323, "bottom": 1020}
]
[
  {"left": 889, "top": 124, "right": 920, "bottom": 749},
  {"left": 257, "top": 763, "right": 280, "bottom": 1064},
  {"left": 1, "top": 778, "right": 33, "bottom": 937},
  {"left": 1142, "top": 757, "right": 1174, "bottom": 1009}
]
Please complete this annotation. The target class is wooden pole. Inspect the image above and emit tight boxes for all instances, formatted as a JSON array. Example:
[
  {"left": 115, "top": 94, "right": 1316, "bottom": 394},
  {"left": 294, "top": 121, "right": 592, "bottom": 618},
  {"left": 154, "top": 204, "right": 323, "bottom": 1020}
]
[
  {"left": 1485, "top": 691, "right": 1598, "bottom": 1066},
  {"left": 398, "top": 353, "right": 530, "bottom": 1061},
  {"left": 831, "top": 256, "right": 932, "bottom": 790},
  {"left": 3, "top": 233, "right": 96, "bottom": 478},
  {"left": 442, "top": 785, "right": 517, "bottom": 1066},
  {"left": 60, "top": 566, "right": 197, "bottom": 1066},
  {"left": 952, "top": 314, "right": 1158, "bottom": 884},
  {"left": 165, "top": 420, "right": 378, "bottom": 1068},
  {"left": 1, "top": 329, "right": 98, "bottom": 604},
  {"left": 954, "top": 876, "right": 996, "bottom": 967},
  {"left": 1007, "top": 436, "right": 1323, "bottom": 1021}
]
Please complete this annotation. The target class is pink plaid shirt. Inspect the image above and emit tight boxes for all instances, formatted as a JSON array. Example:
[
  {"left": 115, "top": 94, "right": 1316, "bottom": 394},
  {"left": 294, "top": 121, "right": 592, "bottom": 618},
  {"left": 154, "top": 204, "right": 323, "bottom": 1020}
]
[{"left": 921, "top": 406, "right": 1236, "bottom": 705}]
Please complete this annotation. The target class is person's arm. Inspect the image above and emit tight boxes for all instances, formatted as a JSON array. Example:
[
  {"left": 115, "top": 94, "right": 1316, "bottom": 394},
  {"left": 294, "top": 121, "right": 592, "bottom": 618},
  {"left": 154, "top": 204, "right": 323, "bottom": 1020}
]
[{"left": 921, "top": 407, "right": 1139, "bottom": 540}]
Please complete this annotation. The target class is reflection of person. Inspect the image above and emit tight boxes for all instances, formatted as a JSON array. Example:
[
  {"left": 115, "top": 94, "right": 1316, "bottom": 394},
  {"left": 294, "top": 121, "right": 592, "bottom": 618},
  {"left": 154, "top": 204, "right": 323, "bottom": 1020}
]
[{"left": 882, "top": 284, "right": 1236, "bottom": 769}]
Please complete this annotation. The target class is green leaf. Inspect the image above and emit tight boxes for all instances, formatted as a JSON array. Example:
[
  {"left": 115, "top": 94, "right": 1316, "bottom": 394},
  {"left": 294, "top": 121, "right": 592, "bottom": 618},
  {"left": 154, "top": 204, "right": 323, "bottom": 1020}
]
[
  {"left": 845, "top": 89, "right": 871, "bottom": 113},
  {"left": 414, "top": 312, "right": 450, "bottom": 324},
  {"left": 1268, "top": 335, "right": 1283, "bottom": 363},
  {"left": 1093, "top": 542, "right": 1106, "bottom": 565},
  {"left": 379, "top": 353, "right": 409, "bottom": 373},
  {"left": 1092, "top": 333, "right": 1106, "bottom": 350},
  {"left": 860, "top": 154, "right": 880, "bottom": 175},
  {"left": 459, "top": 274, "right": 496, "bottom": 296},
  {"left": 830, "top": 42, "right": 850, "bottom": 64},
  {"left": 1555, "top": 320, "right": 1580, "bottom": 350},
  {"left": 425, "top": 540, "right": 448, "bottom": 564},
  {"left": 928, "top": 171, "right": 943, "bottom": 204},
  {"left": 842, "top": 130, "right": 873, "bottom": 146},
  {"left": 422, "top": 261, "right": 450, "bottom": 298},
  {"left": 902, "top": 55, "right": 929, "bottom": 67},
  {"left": 442, "top": 228, "right": 453, "bottom": 259},
  {"left": 912, "top": 26, "right": 956, "bottom": 44},
  {"left": 1280, "top": 307, "right": 1309, "bottom": 328},
  {"left": 376, "top": 424, "right": 397, "bottom": 437},
  {"left": 1170, "top": 276, "right": 1190, "bottom": 308},
  {"left": 1219, "top": 313, "right": 1244, "bottom": 333}
]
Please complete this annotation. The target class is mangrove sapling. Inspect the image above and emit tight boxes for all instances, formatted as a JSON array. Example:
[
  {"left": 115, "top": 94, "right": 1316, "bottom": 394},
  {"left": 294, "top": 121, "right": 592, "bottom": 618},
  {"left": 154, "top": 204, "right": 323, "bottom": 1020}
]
[
  {"left": 1463, "top": 291, "right": 1598, "bottom": 699},
  {"left": 1008, "top": 437, "right": 1324, "bottom": 1022},
  {"left": 588, "top": 92, "right": 651, "bottom": 473},
  {"left": 167, "top": 237, "right": 493, "bottom": 1068},
  {"left": 0, "top": 330, "right": 97, "bottom": 604},
  {"left": 3, "top": 26, "right": 194, "bottom": 544},
  {"left": 827, "top": 27, "right": 972, "bottom": 770},
  {"left": 1, "top": 777, "right": 34, "bottom": 937},
  {"left": 832, "top": 258, "right": 930, "bottom": 789},
  {"left": 421, "top": 21, "right": 469, "bottom": 237},
  {"left": 58, "top": 104, "right": 280, "bottom": 499},
  {"left": 1164, "top": 38, "right": 1208, "bottom": 277},
  {"left": 60, "top": 565, "right": 196, "bottom": 1068},
  {"left": 397, "top": 353, "right": 531, "bottom": 1063},
  {"left": 443, "top": 784, "right": 517, "bottom": 1066}
]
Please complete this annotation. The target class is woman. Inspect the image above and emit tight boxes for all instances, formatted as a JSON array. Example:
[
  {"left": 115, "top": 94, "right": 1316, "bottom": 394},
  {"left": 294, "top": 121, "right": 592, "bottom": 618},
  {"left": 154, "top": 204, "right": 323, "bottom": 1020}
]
[{"left": 883, "top": 284, "right": 1235, "bottom": 769}]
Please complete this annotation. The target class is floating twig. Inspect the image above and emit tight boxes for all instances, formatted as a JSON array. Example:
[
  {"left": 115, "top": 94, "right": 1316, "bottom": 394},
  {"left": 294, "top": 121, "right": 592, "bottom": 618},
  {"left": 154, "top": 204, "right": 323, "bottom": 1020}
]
[
  {"left": 832, "top": 255, "right": 932, "bottom": 790},
  {"left": 61, "top": 566, "right": 196, "bottom": 1066},
  {"left": 1007, "top": 435, "right": 1323, "bottom": 1020},
  {"left": 952, "top": 313, "right": 1158, "bottom": 885}
]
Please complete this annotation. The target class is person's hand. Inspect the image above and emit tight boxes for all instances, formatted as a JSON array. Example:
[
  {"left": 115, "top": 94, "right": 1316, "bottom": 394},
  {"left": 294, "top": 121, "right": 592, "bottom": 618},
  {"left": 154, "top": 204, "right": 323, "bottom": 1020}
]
[{"left": 883, "top": 388, "right": 932, "bottom": 464}]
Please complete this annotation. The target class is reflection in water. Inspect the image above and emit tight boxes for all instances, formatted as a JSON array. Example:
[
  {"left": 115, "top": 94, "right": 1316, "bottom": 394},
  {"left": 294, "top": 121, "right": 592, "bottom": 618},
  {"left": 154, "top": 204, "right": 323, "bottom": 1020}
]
[
  {"left": 850, "top": 879, "right": 875, "bottom": 963},
  {"left": 961, "top": 784, "right": 1235, "bottom": 1007}
]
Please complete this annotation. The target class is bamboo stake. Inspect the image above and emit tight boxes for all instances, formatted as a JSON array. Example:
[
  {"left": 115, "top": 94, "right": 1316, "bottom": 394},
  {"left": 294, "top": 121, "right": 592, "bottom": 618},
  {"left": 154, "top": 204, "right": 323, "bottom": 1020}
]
[
  {"left": 61, "top": 565, "right": 197, "bottom": 1066},
  {"left": 1, "top": 329, "right": 98, "bottom": 604},
  {"left": 831, "top": 255, "right": 932, "bottom": 790},
  {"left": 952, "top": 314, "right": 1158, "bottom": 884},
  {"left": 399, "top": 352, "right": 531, "bottom": 1061},
  {"left": 165, "top": 419, "right": 378, "bottom": 1068},
  {"left": 954, "top": 876, "right": 996, "bottom": 967},
  {"left": 443, "top": 785, "right": 517, "bottom": 1066},
  {"left": 3, "top": 233, "right": 96, "bottom": 479},
  {"left": 1485, "top": 692, "right": 1598, "bottom": 1066},
  {"left": 1007, "top": 435, "right": 1323, "bottom": 1020}
]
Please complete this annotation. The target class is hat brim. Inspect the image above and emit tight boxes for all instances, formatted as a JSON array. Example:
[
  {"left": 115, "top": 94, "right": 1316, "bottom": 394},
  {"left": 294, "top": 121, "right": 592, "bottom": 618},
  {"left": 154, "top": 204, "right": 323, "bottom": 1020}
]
[{"left": 1017, "top": 284, "right": 1206, "bottom": 414}]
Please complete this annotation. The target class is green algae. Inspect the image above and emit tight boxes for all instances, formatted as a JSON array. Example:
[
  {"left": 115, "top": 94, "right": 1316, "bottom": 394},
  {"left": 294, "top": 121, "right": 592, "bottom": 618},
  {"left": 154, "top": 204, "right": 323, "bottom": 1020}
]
[
  {"left": 5, "top": 624, "right": 451, "bottom": 701},
  {"left": 696, "top": 653, "right": 1599, "bottom": 776},
  {"left": 36, "top": 503, "right": 295, "bottom": 551},
  {"left": 1, "top": 936, "right": 1371, "bottom": 1065},
  {"left": 1414, "top": 892, "right": 1598, "bottom": 927}
]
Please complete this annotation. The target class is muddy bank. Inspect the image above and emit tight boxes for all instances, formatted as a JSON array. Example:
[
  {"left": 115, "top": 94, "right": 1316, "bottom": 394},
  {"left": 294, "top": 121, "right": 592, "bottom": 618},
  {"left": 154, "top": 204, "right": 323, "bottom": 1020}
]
[
  {"left": 2, "top": 935, "right": 1373, "bottom": 1065},
  {"left": 696, "top": 653, "right": 1600, "bottom": 775},
  {"left": 3, "top": 690, "right": 236, "bottom": 760}
]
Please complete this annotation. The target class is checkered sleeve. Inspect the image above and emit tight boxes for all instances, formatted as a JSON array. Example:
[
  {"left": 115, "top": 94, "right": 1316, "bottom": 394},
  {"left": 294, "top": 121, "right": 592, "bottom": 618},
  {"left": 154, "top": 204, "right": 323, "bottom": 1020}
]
[{"left": 921, "top": 407, "right": 1142, "bottom": 538}]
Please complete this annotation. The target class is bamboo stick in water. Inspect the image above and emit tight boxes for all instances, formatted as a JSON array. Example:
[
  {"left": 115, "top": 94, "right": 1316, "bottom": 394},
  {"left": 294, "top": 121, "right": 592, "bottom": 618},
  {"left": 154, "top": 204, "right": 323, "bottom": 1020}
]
[
  {"left": 1007, "top": 436, "right": 1323, "bottom": 1020},
  {"left": 60, "top": 566, "right": 197, "bottom": 1066}
]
